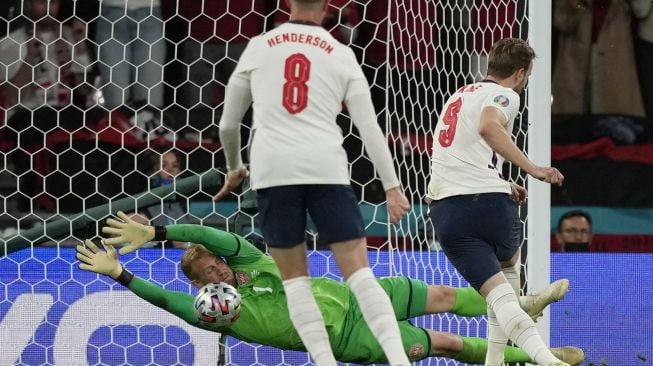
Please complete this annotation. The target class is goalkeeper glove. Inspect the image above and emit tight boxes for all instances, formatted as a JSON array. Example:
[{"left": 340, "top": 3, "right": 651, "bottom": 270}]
[
  {"left": 76, "top": 239, "right": 123, "bottom": 279},
  {"left": 102, "top": 211, "right": 155, "bottom": 254}
]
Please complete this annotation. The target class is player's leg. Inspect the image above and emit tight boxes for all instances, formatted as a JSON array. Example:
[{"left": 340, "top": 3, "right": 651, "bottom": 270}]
[
  {"left": 421, "top": 284, "right": 483, "bottom": 316},
  {"left": 479, "top": 207, "right": 522, "bottom": 364},
  {"left": 502, "top": 246, "right": 522, "bottom": 294},
  {"left": 429, "top": 194, "right": 509, "bottom": 364},
  {"left": 353, "top": 320, "right": 538, "bottom": 364},
  {"left": 431, "top": 193, "right": 567, "bottom": 366},
  {"left": 404, "top": 276, "right": 575, "bottom": 362},
  {"left": 338, "top": 292, "right": 583, "bottom": 366},
  {"left": 307, "top": 185, "right": 410, "bottom": 366},
  {"left": 484, "top": 194, "right": 568, "bottom": 366},
  {"left": 482, "top": 247, "right": 521, "bottom": 364},
  {"left": 388, "top": 320, "right": 557, "bottom": 365},
  {"left": 426, "top": 331, "right": 533, "bottom": 364},
  {"left": 392, "top": 275, "right": 487, "bottom": 318},
  {"left": 482, "top": 273, "right": 571, "bottom": 366},
  {"left": 420, "top": 280, "right": 569, "bottom": 320},
  {"left": 425, "top": 331, "right": 584, "bottom": 365},
  {"left": 334, "top": 242, "right": 409, "bottom": 366},
  {"left": 480, "top": 194, "right": 566, "bottom": 366},
  {"left": 257, "top": 186, "right": 337, "bottom": 366}
]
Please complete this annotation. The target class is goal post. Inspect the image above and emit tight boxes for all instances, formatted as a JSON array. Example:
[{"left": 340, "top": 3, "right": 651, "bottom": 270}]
[{"left": 527, "top": 0, "right": 553, "bottom": 344}]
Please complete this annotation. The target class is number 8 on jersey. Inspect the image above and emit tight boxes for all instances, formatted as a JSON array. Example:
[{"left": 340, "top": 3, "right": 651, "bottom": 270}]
[{"left": 283, "top": 53, "right": 311, "bottom": 114}]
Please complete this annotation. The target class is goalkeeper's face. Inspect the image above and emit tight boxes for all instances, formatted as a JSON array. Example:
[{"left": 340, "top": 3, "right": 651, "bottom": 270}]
[{"left": 191, "top": 255, "right": 236, "bottom": 288}]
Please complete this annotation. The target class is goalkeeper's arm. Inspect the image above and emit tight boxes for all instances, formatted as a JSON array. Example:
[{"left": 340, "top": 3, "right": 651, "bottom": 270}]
[
  {"left": 76, "top": 240, "right": 201, "bottom": 326},
  {"left": 102, "top": 211, "right": 263, "bottom": 263}
]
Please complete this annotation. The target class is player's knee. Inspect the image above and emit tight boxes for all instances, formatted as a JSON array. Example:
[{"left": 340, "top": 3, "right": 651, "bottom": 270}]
[
  {"left": 426, "top": 285, "right": 456, "bottom": 311},
  {"left": 331, "top": 237, "right": 368, "bottom": 279}
]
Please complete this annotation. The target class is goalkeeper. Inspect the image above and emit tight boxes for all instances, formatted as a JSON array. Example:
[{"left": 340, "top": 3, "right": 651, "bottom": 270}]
[{"left": 76, "top": 212, "right": 584, "bottom": 365}]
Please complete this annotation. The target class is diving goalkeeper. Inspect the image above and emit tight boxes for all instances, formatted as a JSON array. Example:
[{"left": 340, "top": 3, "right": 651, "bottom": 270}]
[{"left": 76, "top": 212, "right": 584, "bottom": 365}]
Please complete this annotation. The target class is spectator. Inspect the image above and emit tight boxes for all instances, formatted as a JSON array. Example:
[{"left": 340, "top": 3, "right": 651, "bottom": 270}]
[
  {"left": 631, "top": 0, "right": 653, "bottom": 118},
  {"left": 552, "top": 0, "right": 645, "bottom": 117},
  {"left": 555, "top": 210, "right": 593, "bottom": 252},
  {"left": 0, "top": 2, "right": 29, "bottom": 122},
  {"left": 2, "top": 0, "right": 94, "bottom": 113},
  {"left": 94, "top": 0, "right": 166, "bottom": 110},
  {"left": 2, "top": 0, "right": 95, "bottom": 211},
  {"left": 129, "top": 149, "right": 195, "bottom": 249}
]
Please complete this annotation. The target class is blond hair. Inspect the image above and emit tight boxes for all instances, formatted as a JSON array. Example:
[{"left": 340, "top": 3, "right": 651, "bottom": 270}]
[{"left": 180, "top": 244, "right": 216, "bottom": 281}]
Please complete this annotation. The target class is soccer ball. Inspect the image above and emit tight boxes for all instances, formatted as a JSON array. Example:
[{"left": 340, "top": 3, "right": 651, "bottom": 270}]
[{"left": 194, "top": 282, "right": 242, "bottom": 328}]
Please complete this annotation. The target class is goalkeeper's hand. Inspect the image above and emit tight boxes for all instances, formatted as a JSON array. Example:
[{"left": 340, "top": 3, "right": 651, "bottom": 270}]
[
  {"left": 101, "top": 211, "right": 155, "bottom": 254},
  {"left": 76, "top": 239, "right": 123, "bottom": 279}
]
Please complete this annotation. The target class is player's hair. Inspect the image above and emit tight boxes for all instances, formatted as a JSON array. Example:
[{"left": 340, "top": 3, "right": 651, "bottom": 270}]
[
  {"left": 181, "top": 244, "right": 218, "bottom": 280},
  {"left": 487, "top": 38, "right": 536, "bottom": 79},
  {"left": 557, "top": 210, "right": 593, "bottom": 233}
]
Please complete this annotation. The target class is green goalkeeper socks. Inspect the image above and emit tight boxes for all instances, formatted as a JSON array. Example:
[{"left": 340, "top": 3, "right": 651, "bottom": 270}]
[
  {"left": 453, "top": 337, "right": 532, "bottom": 364},
  {"left": 451, "top": 287, "right": 487, "bottom": 316}
]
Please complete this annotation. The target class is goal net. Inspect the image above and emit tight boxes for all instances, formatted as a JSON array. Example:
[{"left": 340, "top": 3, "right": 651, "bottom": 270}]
[{"left": 0, "top": 0, "right": 538, "bottom": 365}]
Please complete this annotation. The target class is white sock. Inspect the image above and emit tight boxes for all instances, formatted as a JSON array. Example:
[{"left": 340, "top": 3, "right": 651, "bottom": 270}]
[
  {"left": 503, "top": 260, "right": 522, "bottom": 295},
  {"left": 283, "top": 277, "right": 337, "bottom": 366},
  {"left": 485, "top": 306, "right": 508, "bottom": 366},
  {"left": 347, "top": 267, "right": 410, "bottom": 366},
  {"left": 486, "top": 263, "right": 522, "bottom": 365},
  {"left": 487, "top": 283, "right": 560, "bottom": 365}
]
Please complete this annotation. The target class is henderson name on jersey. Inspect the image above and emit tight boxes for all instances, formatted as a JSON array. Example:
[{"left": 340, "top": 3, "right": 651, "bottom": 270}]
[{"left": 228, "top": 22, "right": 388, "bottom": 190}]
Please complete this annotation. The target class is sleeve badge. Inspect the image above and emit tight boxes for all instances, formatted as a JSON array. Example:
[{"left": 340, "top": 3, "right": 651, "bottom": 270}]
[{"left": 493, "top": 95, "right": 510, "bottom": 107}]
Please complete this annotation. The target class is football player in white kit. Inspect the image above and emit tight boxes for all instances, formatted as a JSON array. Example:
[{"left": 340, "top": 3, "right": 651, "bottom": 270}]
[
  {"left": 427, "top": 38, "right": 569, "bottom": 366},
  {"left": 214, "top": 0, "right": 411, "bottom": 365}
]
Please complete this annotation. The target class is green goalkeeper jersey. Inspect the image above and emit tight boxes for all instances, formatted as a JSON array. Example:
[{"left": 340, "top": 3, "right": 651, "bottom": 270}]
[{"left": 127, "top": 225, "right": 353, "bottom": 354}]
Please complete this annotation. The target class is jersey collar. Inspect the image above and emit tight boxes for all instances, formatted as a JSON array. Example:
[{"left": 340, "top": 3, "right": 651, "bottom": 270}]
[
  {"left": 287, "top": 20, "right": 322, "bottom": 27},
  {"left": 480, "top": 79, "right": 499, "bottom": 85}
]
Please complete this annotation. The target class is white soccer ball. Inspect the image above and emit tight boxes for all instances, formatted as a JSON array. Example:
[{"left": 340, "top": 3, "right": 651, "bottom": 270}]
[{"left": 194, "top": 282, "right": 241, "bottom": 328}]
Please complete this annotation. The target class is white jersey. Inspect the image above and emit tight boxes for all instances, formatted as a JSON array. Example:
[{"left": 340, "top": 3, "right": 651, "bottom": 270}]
[
  {"left": 228, "top": 22, "right": 373, "bottom": 190},
  {"left": 426, "top": 81, "right": 520, "bottom": 200}
]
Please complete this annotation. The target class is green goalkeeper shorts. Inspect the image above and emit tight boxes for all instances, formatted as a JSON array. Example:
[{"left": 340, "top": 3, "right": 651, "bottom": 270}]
[{"left": 333, "top": 276, "right": 432, "bottom": 364}]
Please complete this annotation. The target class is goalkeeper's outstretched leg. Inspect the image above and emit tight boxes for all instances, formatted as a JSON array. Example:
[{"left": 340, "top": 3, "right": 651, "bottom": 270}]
[
  {"left": 425, "top": 331, "right": 585, "bottom": 366},
  {"left": 424, "top": 278, "right": 570, "bottom": 321},
  {"left": 420, "top": 279, "right": 578, "bottom": 364},
  {"left": 375, "top": 276, "right": 581, "bottom": 364}
]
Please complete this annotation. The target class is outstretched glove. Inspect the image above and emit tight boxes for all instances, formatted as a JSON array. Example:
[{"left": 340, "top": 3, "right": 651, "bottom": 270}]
[
  {"left": 101, "top": 211, "right": 155, "bottom": 254},
  {"left": 76, "top": 239, "right": 123, "bottom": 279}
]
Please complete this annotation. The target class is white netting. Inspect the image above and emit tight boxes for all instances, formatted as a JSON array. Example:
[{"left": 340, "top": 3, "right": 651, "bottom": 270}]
[{"left": 0, "top": 0, "right": 535, "bottom": 365}]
